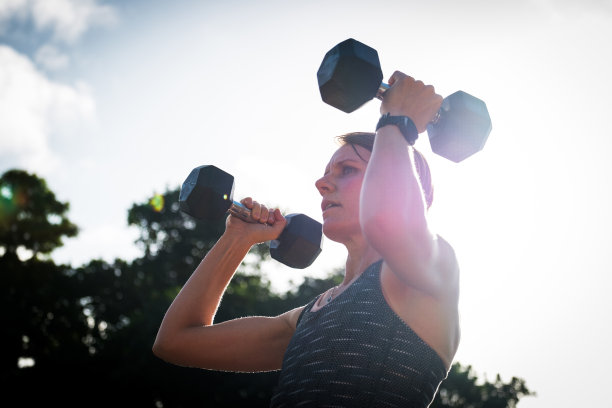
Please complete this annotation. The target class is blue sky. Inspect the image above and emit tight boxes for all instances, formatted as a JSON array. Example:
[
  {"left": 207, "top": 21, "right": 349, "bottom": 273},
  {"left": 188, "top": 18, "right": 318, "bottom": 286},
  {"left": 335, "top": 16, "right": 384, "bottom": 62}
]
[{"left": 2, "top": 1, "right": 612, "bottom": 406}]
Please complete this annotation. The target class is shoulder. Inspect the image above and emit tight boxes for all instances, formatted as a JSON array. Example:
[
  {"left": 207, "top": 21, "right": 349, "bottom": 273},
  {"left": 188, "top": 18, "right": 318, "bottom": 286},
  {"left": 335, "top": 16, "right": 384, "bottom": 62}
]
[
  {"left": 381, "top": 235, "right": 460, "bottom": 366},
  {"left": 277, "top": 305, "right": 307, "bottom": 332}
]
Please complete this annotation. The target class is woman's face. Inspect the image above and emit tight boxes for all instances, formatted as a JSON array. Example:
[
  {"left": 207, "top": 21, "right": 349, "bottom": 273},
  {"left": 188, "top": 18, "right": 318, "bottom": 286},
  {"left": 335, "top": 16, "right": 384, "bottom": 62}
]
[{"left": 315, "top": 143, "right": 371, "bottom": 243}]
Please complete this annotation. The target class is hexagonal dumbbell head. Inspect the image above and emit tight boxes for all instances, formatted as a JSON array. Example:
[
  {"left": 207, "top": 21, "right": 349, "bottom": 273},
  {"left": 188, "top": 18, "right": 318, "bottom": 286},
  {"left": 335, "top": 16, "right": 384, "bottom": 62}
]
[
  {"left": 269, "top": 213, "right": 323, "bottom": 269},
  {"left": 426, "top": 91, "right": 492, "bottom": 163},
  {"left": 317, "top": 38, "right": 384, "bottom": 113},
  {"left": 179, "top": 165, "right": 234, "bottom": 220}
]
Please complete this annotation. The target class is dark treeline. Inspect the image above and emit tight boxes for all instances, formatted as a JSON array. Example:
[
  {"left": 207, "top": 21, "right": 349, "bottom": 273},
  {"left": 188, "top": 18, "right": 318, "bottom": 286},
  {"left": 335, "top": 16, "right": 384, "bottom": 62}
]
[{"left": 0, "top": 169, "right": 534, "bottom": 407}]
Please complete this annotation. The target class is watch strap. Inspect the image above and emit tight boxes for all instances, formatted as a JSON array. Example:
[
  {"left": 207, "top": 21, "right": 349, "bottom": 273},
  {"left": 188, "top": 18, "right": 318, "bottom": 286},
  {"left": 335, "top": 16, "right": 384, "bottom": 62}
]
[{"left": 375, "top": 113, "right": 418, "bottom": 145}]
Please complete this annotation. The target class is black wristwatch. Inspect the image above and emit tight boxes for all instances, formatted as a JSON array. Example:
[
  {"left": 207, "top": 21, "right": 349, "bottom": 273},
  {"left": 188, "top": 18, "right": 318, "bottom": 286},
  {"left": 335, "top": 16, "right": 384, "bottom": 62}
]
[{"left": 375, "top": 113, "right": 418, "bottom": 145}]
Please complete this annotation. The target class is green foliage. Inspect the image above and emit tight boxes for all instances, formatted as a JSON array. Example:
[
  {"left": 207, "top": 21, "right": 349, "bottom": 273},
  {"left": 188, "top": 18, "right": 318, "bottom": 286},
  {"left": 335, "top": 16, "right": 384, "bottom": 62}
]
[
  {"left": 0, "top": 171, "right": 535, "bottom": 407},
  {"left": 431, "top": 363, "right": 535, "bottom": 408},
  {"left": 0, "top": 170, "right": 91, "bottom": 406},
  {"left": 0, "top": 169, "right": 77, "bottom": 258},
  {"left": 0, "top": 256, "right": 91, "bottom": 369}
]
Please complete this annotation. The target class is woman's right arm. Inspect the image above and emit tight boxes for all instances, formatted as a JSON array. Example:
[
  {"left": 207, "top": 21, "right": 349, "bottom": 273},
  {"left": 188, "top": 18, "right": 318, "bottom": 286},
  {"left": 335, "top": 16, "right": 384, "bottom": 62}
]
[{"left": 152, "top": 199, "right": 303, "bottom": 372}]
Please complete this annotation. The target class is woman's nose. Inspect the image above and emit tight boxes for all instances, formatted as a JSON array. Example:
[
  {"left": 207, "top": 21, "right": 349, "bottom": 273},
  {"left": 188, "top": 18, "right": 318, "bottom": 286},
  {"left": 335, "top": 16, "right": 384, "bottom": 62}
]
[{"left": 315, "top": 175, "right": 333, "bottom": 195}]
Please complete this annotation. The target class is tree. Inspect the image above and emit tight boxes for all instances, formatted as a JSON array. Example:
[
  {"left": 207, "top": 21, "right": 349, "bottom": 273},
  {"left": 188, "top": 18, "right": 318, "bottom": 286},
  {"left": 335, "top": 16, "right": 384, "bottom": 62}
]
[
  {"left": 0, "top": 170, "right": 91, "bottom": 405},
  {"left": 431, "top": 363, "right": 535, "bottom": 407},
  {"left": 0, "top": 169, "right": 77, "bottom": 260}
]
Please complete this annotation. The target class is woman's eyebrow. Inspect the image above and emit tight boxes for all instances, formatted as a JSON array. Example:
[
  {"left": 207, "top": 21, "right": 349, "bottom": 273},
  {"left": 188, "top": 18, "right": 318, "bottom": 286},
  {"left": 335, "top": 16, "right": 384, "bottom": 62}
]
[
  {"left": 334, "top": 158, "right": 361, "bottom": 167},
  {"left": 324, "top": 158, "right": 360, "bottom": 173}
]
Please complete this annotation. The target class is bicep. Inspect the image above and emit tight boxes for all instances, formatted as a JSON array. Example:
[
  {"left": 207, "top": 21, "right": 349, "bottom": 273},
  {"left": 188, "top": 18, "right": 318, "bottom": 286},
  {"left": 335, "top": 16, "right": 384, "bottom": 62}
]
[{"left": 154, "top": 306, "right": 304, "bottom": 372}]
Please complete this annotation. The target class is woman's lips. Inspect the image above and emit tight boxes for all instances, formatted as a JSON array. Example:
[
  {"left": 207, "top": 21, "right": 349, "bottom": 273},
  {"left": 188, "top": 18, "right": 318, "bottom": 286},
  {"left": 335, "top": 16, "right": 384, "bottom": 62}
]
[{"left": 321, "top": 200, "right": 340, "bottom": 213}]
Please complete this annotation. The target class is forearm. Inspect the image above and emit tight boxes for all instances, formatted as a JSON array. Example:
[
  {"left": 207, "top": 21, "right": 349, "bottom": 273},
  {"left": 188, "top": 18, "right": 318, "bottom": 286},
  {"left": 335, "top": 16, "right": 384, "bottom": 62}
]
[
  {"left": 152, "top": 199, "right": 290, "bottom": 368},
  {"left": 361, "top": 125, "right": 428, "bottom": 235},
  {"left": 361, "top": 71, "right": 441, "bottom": 251},
  {"left": 155, "top": 232, "right": 252, "bottom": 342}
]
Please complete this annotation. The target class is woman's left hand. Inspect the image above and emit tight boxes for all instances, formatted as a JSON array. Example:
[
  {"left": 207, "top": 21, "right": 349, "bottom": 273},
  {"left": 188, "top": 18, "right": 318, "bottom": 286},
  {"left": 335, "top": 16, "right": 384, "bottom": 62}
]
[{"left": 380, "top": 71, "right": 443, "bottom": 133}]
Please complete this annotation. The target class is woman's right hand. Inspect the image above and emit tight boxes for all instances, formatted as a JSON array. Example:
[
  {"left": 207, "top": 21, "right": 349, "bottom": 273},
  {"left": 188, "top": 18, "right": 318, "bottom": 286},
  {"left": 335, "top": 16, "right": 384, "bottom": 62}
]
[{"left": 225, "top": 197, "right": 287, "bottom": 245}]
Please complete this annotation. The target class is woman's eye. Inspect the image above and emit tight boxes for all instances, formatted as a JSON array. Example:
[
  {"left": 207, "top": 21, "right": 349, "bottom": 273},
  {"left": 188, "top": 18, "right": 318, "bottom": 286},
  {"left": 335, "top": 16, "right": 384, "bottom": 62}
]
[{"left": 342, "top": 166, "right": 356, "bottom": 175}]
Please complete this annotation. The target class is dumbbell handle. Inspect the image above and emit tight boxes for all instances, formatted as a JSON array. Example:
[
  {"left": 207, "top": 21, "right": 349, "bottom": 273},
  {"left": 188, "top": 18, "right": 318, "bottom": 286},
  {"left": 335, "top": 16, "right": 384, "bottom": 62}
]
[
  {"left": 376, "top": 83, "right": 441, "bottom": 125},
  {"left": 227, "top": 200, "right": 260, "bottom": 223},
  {"left": 228, "top": 200, "right": 289, "bottom": 227}
]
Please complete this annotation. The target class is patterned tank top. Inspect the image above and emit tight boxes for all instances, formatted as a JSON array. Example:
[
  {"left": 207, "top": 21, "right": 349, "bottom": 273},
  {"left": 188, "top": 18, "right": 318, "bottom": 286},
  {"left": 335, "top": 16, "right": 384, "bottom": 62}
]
[{"left": 270, "top": 260, "right": 447, "bottom": 408}]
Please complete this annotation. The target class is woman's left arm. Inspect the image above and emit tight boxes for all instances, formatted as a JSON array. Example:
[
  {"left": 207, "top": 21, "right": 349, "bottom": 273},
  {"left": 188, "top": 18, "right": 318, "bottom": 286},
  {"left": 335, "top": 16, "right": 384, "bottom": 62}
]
[{"left": 360, "top": 71, "right": 454, "bottom": 296}]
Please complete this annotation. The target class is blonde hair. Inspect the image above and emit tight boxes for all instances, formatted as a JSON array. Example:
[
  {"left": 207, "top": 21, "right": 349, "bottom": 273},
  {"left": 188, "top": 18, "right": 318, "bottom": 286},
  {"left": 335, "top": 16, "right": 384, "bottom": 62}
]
[{"left": 336, "top": 132, "right": 434, "bottom": 209}]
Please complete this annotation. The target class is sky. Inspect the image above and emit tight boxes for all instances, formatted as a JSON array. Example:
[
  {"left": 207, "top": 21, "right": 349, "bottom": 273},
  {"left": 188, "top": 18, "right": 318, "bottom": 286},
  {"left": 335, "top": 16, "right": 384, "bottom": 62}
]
[{"left": 2, "top": 0, "right": 612, "bottom": 406}]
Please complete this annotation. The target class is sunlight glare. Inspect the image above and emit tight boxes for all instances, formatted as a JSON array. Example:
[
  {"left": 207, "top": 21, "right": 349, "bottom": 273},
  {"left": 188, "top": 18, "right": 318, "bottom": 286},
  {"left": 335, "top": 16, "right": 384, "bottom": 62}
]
[
  {"left": 149, "top": 194, "right": 165, "bottom": 212},
  {"left": 1, "top": 185, "right": 13, "bottom": 200}
]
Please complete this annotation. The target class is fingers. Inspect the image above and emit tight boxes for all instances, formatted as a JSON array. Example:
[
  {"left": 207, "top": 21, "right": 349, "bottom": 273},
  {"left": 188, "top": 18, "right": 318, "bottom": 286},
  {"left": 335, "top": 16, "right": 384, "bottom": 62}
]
[
  {"left": 240, "top": 197, "right": 278, "bottom": 225},
  {"left": 382, "top": 71, "right": 443, "bottom": 131},
  {"left": 272, "top": 208, "right": 285, "bottom": 225},
  {"left": 387, "top": 70, "right": 409, "bottom": 86},
  {"left": 388, "top": 71, "right": 433, "bottom": 95}
]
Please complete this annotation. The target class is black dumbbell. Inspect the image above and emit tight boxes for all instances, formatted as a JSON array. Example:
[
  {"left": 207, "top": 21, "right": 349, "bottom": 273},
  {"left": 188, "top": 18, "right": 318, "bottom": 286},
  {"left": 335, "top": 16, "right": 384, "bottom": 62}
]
[
  {"left": 317, "top": 38, "right": 492, "bottom": 163},
  {"left": 179, "top": 165, "right": 323, "bottom": 269}
]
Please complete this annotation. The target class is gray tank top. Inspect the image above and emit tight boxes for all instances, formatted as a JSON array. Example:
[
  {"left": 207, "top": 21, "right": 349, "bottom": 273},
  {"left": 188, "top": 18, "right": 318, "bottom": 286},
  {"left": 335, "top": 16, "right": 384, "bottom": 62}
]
[{"left": 270, "top": 260, "right": 447, "bottom": 408}]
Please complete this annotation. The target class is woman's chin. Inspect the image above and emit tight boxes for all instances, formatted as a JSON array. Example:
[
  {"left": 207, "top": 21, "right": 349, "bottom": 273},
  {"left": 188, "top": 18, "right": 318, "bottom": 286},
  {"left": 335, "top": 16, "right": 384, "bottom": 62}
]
[
  {"left": 322, "top": 221, "right": 357, "bottom": 244},
  {"left": 322, "top": 222, "right": 342, "bottom": 242}
]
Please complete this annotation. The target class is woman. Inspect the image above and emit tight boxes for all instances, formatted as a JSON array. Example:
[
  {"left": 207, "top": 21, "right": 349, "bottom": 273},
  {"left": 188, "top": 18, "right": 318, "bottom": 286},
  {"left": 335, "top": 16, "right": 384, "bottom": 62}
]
[{"left": 153, "top": 71, "right": 461, "bottom": 407}]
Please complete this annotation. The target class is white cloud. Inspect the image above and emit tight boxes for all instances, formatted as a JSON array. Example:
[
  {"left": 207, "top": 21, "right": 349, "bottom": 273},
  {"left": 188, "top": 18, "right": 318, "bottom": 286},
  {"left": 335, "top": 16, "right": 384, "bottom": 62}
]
[
  {"left": 0, "top": 45, "right": 95, "bottom": 172},
  {"left": 0, "top": 0, "right": 118, "bottom": 43},
  {"left": 34, "top": 44, "right": 70, "bottom": 70},
  {"left": 0, "top": 0, "right": 28, "bottom": 20},
  {"left": 31, "top": 0, "right": 117, "bottom": 43}
]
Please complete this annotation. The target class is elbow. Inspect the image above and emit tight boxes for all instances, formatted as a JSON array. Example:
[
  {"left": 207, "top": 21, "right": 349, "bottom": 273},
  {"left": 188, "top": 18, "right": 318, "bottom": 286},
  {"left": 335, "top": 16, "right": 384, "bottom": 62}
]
[
  {"left": 152, "top": 334, "right": 175, "bottom": 362},
  {"left": 152, "top": 337, "right": 166, "bottom": 359},
  {"left": 152, "top": 338, "right": 163, "bottom": 358},
  {"left": 152, "top": 331, "right": 194, "bottom": 368}
]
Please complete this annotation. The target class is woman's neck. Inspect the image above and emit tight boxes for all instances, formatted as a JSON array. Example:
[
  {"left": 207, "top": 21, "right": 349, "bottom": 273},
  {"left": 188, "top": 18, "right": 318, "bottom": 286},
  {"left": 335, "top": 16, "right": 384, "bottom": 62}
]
[{"left": 342, "top": 241, "right": 380, "bottom": 286}]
